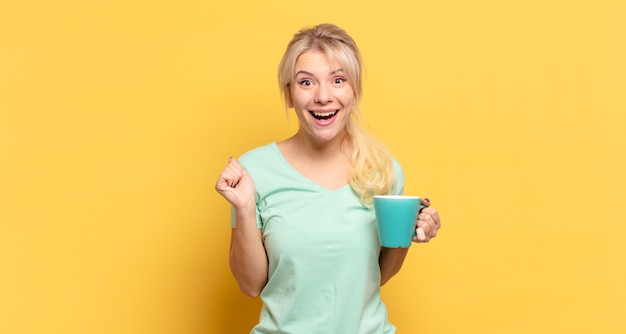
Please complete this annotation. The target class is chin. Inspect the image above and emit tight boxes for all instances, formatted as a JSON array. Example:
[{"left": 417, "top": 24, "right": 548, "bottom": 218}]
[{"left": 311, "top": 129, "right": 345, "bottom": 144}]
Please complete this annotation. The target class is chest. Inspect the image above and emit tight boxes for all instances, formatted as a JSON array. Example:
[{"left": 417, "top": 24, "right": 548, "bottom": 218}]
[
  {"left": 258, "top": 187, "right": 378, "bottom": 262},
  {"left": 287, "top": 160, "right": 350, "bottom": 191}
]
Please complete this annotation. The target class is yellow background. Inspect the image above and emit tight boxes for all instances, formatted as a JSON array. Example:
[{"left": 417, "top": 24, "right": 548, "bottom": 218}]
[{"left": 1, "top": 0, "right": 625, "bottom": 333}]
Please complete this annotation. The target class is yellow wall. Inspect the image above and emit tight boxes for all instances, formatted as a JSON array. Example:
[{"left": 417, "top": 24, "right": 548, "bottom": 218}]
[{"left": 1, "top": 1, "right": 625, "bottom": 333}]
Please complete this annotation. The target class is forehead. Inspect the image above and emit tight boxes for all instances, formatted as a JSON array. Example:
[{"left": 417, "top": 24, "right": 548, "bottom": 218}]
[{"left": 294, "top": 50, "right": 343, "bottom": 74}]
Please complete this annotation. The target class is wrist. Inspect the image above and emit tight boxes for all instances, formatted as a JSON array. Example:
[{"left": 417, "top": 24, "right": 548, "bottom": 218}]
[{"left": 234, "top": 202, "right": 256, "bottom": 219}]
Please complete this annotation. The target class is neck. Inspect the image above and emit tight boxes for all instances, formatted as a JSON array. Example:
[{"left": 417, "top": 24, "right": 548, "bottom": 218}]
[
  {"left": 291, "top": 130, "right": 351, "bottom": 161},
  {"left": 277, "top": 129, "right": 353, "bottom": 190}
]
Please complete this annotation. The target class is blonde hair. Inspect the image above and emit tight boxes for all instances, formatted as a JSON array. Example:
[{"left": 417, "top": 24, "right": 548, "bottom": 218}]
[{"left": 278, "top": 23, "right": 397, "bottom": 206}]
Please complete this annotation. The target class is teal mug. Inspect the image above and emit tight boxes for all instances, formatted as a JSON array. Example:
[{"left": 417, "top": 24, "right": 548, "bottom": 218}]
[{"left": 373, "top": 195, "right": 425, "bottom": 248}]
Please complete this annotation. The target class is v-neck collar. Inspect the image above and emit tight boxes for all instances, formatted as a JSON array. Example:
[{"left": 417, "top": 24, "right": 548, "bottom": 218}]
[{"left": 269, "top": 142, "right": 352, "bottom": 193}]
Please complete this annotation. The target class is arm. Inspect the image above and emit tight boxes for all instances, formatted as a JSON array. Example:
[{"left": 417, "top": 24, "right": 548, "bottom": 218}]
[
  {"left": 379, "top": 247, "right": 409, "bottom": 286},
  {"left": 378, "top": 198, "right": 441, "bottom": 286},
  {"left": 216, "top": 158, "right": 268, "bottom": 297},
  {"left": 229, "top": 208, "right": 268, "bottom": 297}
]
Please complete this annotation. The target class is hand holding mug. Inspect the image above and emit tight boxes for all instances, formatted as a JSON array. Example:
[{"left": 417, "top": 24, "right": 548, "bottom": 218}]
[{"left": 413, "top": 198, "right": 441, "bottom": 243}]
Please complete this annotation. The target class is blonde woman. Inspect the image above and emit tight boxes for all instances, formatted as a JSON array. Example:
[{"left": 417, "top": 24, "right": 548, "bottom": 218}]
[{"left": 215, "top": 23, "right": 441, "bottom": 334}]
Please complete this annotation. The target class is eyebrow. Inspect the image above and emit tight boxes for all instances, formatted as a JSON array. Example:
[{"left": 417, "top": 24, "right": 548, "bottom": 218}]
[{"left": 295, "top": 68, "right": 345, "bottom": 77}]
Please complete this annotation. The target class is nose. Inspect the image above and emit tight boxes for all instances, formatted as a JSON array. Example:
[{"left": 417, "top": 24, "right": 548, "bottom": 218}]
[{"left": 314, "top": 83, "right": 333, "bottom": 104}]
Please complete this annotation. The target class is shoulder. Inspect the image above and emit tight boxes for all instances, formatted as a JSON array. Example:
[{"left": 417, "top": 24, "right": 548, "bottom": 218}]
[
  {"left": 237, "top": 142, "right": 283, "bottom": 179},
  {"left": 391, "top": 157, "right": 404, "bottom": 178},
  {"left": 391, "top": 157, "right": 405, "bottom": 194},
  {"left": 238, "top": 142, "right": 278, "bottom": 166}
]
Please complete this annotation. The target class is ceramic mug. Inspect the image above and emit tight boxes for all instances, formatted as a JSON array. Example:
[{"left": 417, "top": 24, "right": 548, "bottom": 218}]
[{"left": 374, "top": 195, "right": 425, "bottom": 248}]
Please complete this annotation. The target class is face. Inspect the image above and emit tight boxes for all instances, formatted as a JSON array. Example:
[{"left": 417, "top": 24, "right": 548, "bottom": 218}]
[{"left": 290, "top": 50, "right": 356, "bottom": 146}]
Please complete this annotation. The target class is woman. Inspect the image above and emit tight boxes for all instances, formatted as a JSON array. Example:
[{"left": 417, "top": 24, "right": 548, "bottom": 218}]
[{"left": 215, "top": 23, "right": 441, "bottom": 334}]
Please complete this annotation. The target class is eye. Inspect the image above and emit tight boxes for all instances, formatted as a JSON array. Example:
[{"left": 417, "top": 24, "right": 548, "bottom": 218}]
[
  {"left": 299, "top": 79, "right": 313, "bottom": 86},
  {"left": 334, "top": 77, "right": 346, "bottom": 84}
]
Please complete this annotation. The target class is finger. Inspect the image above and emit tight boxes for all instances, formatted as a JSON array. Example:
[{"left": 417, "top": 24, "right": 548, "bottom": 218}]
[
  {"left": 225, "top": 157, "right": 233, "bottom": 187},
  {"left": 417, "top": 212, "right": 435, "bottom": 226},
  {"left": 216, "top": 171, "right": 237, "bottom": 191},
  {"left": 219, "top": 168, "right": 236, "bottom": 188},
  {"left": 417, "top": 218, "right": 432, "bottom": 234},
  {"left": 224, "top": 158, "right": 244, "bottom": 187},
  {"left": 417, "top": 216, "right": 438, "bottom": 239},
  {"left": 228, "top": 172, "right": 240, "bottom": 188},
  {"left": 216, "top": 158, "right": 242, "bottom": 190},
  {"left": 414, "top": 227, "right": 428, "bottom": 242},
  {"left": 227, "top": 157, "right": 244, "bottom": 171},
  {"left": 421, "top": 197, "right": 431, "bottom": 208},
  {"left": 425, "top": 221, "right": 438, "bottom": 238},
  {"left": 420, "top": 208, "right": 441, "bottom": 229}
]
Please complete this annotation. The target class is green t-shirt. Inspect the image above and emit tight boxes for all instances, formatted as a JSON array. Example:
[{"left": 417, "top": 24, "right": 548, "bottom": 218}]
[{"left": 231, "top": 142, "right": 405, "bottom": 334}]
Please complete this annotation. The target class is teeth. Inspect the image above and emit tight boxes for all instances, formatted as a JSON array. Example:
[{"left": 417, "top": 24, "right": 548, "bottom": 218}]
[{"left": 313, "top": 111, "right": 337, "bottom": 117}]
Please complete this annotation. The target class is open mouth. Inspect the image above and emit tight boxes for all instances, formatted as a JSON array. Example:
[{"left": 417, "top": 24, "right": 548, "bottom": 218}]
[{"left": 310, "top": 110, "right": 338, "bottom": 120}]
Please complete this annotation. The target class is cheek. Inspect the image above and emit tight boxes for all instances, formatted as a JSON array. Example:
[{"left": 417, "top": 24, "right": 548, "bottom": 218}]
[
  {"left": 340, "top": 87, "right": 357, "bottom": 106},
  {"left": 292, "top": 98, "right": 307, "bottom": 112},
  {"left": 291, "top": 90, "right": 309, "bottom": 108},
  {"left": 343, "top": 94, "right": 357, "bottom": 110}
]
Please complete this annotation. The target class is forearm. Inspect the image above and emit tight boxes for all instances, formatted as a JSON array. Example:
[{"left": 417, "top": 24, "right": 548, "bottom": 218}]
[
  {"left": 229, "top": 208, "right": 268, "bottom": 297},
  {"left": 378, "top": 247, "right": 409, "bottom": 286}
]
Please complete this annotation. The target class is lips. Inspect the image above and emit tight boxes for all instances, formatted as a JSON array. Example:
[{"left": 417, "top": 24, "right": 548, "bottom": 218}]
[{"left": 309, "top": 110, "right": 338, "bottom": 120}]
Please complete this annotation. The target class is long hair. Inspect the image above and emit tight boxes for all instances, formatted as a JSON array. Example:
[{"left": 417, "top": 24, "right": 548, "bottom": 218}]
[{"left": 277, "top": 23, "right": 397, "bottom": 206}]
